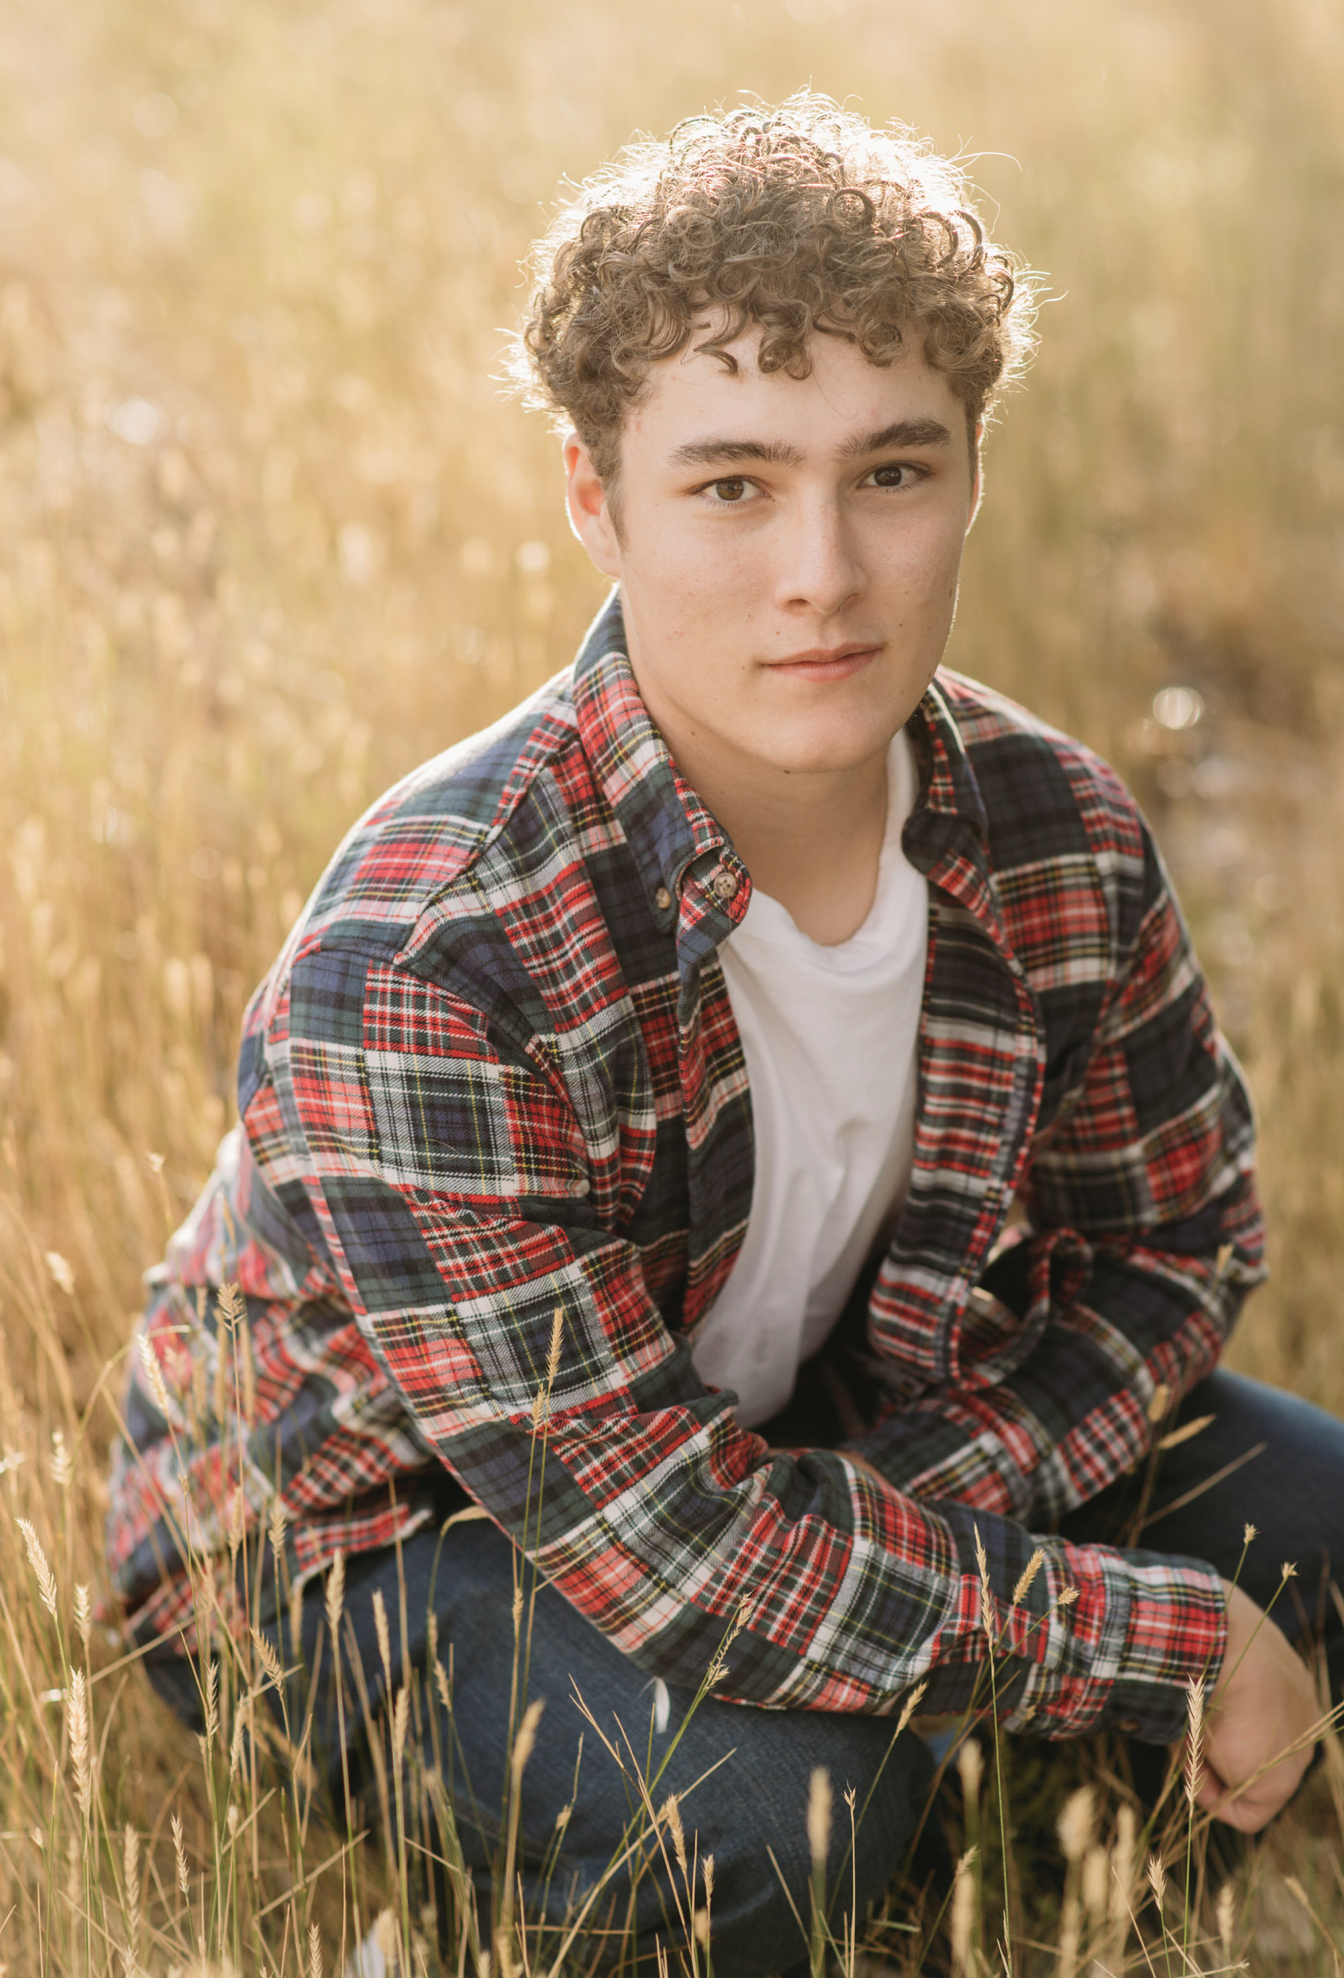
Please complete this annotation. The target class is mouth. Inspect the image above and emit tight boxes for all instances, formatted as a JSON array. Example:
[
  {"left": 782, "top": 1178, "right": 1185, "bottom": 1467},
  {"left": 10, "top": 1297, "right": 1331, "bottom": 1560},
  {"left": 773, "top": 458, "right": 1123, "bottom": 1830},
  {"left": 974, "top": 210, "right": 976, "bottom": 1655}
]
[{"left": 766, "top": 644, "right": 882, "bottom": 683}]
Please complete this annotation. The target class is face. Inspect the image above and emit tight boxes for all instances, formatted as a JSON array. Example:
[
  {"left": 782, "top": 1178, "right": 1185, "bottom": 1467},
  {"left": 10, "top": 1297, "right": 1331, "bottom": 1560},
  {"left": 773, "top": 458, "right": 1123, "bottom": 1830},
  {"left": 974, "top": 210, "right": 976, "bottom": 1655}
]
[{"left": 565, "top": 326, "right": 980, "bottom": 796}]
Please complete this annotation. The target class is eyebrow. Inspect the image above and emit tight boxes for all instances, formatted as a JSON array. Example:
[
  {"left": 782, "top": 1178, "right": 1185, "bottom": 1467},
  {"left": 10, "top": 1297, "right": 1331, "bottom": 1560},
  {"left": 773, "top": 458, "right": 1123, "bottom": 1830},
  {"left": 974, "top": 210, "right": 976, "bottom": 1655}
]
[
  {"left": 840, "top": 418, "right": 953, "bottom": 458},
  {"left": 667, "top": 436, "right": 805, "bottom": 468},
  {"left": 667, "top": 417, "right": 954, "bottom": 471}
]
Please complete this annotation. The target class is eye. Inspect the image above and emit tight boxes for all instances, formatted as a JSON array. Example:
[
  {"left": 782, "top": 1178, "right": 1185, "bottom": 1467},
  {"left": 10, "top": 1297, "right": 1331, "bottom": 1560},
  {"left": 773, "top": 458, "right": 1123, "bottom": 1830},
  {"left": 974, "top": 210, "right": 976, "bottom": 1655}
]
[
  {"left": 866, "top": 461, "right": 924, "bottom": 490},
  {"left": 707, "top": 476, "right": 750, "bottom": 503}
]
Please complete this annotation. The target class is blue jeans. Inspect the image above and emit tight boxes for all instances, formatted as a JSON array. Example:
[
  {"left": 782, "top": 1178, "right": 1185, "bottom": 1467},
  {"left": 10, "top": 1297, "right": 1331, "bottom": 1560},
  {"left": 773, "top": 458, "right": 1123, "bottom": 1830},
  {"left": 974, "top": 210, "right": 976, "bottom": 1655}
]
[{"left": 147, "top": 1371, "right": 1344, "bottom": 1975}]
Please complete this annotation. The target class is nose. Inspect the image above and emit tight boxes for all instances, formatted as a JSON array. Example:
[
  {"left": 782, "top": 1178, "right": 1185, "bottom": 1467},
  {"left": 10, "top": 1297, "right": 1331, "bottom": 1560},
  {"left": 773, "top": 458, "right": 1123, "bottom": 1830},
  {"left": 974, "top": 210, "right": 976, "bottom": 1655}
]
[{"left": 775, "top": 492, "right": 867, "bottom": 618}]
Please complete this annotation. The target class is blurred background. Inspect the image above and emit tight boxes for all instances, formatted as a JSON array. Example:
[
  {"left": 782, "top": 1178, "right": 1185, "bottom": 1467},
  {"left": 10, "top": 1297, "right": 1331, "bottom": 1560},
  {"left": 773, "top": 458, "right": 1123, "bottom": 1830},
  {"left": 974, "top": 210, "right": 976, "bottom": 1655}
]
[{"left": 3, "top": 0, "right": 1344, "bottom": 1458}]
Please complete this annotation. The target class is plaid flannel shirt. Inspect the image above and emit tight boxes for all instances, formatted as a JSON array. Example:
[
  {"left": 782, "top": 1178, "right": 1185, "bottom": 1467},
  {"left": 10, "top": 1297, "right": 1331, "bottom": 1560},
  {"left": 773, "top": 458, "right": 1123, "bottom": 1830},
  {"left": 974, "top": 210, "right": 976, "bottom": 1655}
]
[{"left": 109, "top": 592, "right": 1264, "bottom": 1741}]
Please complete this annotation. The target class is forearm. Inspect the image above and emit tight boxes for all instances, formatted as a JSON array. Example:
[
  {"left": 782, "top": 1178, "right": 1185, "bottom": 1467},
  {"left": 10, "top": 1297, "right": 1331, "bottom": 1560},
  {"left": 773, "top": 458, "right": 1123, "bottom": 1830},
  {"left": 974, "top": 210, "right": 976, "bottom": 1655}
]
[{"left": 849, "top": 1187, "right": 1263, "bottom": 1527}]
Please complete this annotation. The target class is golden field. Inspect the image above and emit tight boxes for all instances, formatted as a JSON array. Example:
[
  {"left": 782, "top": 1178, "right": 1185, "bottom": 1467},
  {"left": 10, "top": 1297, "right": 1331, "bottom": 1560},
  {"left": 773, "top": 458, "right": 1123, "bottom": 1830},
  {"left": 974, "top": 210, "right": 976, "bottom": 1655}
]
[{"left": 2, "top": 0, "right": 1344, "bottom": 1968}]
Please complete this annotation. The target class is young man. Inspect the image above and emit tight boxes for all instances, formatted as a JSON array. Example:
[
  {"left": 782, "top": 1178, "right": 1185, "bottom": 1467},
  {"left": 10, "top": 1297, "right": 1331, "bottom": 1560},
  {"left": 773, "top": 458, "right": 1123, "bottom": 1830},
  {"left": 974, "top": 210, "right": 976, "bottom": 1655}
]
[{"left": 110, "top": 97, "right": 1339, "bottom": 1972}]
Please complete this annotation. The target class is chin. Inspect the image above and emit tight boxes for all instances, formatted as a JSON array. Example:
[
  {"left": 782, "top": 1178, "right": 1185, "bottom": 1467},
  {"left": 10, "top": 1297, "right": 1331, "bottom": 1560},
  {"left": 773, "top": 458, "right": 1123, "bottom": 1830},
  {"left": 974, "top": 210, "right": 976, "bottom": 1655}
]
[{"left": 759, "top": 717, "right": 899, "bottom": 776}]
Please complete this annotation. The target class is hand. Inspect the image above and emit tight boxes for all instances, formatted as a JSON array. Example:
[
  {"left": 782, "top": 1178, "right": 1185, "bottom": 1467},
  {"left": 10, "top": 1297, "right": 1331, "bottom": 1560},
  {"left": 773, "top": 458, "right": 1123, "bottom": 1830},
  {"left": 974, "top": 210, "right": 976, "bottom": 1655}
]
[{"left": 1194, "top": 1581, "right": 1319, "bottom": 1833}]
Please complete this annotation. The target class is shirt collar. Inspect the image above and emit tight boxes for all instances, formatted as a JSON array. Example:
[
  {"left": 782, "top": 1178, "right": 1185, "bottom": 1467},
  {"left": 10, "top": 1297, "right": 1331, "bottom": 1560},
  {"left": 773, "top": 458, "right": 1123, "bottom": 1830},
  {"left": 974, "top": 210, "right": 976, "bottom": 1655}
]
[{"left": 572, "top": 591, "right": 751, "bottom": 948}]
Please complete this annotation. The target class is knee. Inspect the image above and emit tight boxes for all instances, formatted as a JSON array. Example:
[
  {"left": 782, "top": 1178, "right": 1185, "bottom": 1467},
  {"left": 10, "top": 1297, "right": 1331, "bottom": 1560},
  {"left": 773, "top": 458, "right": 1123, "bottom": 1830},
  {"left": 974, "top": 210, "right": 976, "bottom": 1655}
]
[{"left": 672, "top": 1722, "right": 933, "bottom": 1978}]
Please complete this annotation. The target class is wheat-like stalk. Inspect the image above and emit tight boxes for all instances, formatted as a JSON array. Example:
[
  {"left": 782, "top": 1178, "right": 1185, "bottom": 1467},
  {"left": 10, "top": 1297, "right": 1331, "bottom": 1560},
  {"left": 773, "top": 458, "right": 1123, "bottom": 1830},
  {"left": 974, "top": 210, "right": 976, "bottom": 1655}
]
[
  {"left": 136, "top": 1332, "right": 173, "bottom": 1418},
  {"left": 68, "top": 1668, "right": 93, "bottom": 1818},
  {"left": 1057, "top": 1783, "right": 1094, "bottom": 1862},
  {"left": 1011, "top": 1548, "right": 1044, "bottom": 1606},
  {"left": 957, "top": 1737, "right": 983, "bottom": 1813},
  {"left": 806, "top": 1764, "right": 832, "bottom": 1869},
  {"left": 251, "top": 1625, "right": 284, "bottom": 1691},
  {"left": 203, "top": 1658, "right": 220, "bottom": 1744},
  {"left": 950, "top": 1847, "right": 977, "bottom": 1976},
  {"left": 45, "top": 1250, "right": 76, "bottom": 1297},
  {"left": 1108, "top": 1803, "right": 1136, "bottom": 1932},
  {"left": 391, "top": 1684, "right": 410, "bottom": 1768},
  {"left": 16, "top": 1516, "right": 58, "bottom": 1618},
  {"left": 122, "top": 1822, "right": 142, "bottom": 1968},
  {"left": 659, "top": 1792, "right": 688, "bottom": 1876},
  {"left": 171, "top": 1811, "right": 190, "bottom": 1896},
  {"left": 893, "top": 1679, "right": 927, "bottom": 1735},
  {"left": 74, "top": 1582, "right": 92, "bottom": 1650},
  {"left": 1184, "top": 1676, "right": 1205, "bottom": 1806},
  {"left": 373, "top": 1586, "right": 393, "bottom": 1694},
  {"left": 1216, "top": 1880, "right": 1235, "bottom": 1961},
  {"left": 325, "top": 1551, "right": 345, "bottom": 1637}
]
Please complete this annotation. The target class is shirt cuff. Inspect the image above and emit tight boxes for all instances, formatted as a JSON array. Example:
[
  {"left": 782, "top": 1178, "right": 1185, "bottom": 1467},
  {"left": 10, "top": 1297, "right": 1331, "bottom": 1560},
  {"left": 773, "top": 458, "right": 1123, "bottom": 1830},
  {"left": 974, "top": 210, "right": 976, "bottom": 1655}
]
[{"left": 1003, "top": 1540, "right": 1228, "bottom": 1743}]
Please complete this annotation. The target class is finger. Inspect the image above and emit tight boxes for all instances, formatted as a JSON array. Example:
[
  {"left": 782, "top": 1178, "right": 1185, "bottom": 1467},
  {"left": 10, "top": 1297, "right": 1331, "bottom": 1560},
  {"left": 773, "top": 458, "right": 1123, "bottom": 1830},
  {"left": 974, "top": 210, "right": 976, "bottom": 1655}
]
[
  {"left": 1206, "top": 1784, "right": 1275, "bottom": 1835},
  {"left": 1195, "top": 1763, "right": 1228, "bottom": 1812}
]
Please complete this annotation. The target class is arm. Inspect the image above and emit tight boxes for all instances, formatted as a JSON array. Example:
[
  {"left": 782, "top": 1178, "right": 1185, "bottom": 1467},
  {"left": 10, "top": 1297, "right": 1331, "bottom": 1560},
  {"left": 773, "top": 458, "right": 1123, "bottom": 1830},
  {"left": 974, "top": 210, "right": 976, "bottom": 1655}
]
[
  {"left": 850, "top": 820, "right": 1263, "bottom": 1534},
  {"left": 261, "top": 939, "right": 1223, "bottom": 1738}
]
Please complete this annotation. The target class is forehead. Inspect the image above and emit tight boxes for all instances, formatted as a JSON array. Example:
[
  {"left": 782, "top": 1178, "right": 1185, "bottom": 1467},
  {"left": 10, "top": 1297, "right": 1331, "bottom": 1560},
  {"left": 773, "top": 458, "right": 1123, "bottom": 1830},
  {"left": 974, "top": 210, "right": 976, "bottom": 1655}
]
[{"left": 624, "top": 325, "right": 969, "bottom": 458}]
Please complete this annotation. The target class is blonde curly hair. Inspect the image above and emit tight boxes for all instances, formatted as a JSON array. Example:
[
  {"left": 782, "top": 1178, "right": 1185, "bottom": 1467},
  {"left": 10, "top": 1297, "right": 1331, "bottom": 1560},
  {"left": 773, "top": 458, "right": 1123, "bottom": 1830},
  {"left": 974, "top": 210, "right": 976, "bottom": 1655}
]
[{"left": 514, "top": 92, "right": 1037, "bottom": 486}]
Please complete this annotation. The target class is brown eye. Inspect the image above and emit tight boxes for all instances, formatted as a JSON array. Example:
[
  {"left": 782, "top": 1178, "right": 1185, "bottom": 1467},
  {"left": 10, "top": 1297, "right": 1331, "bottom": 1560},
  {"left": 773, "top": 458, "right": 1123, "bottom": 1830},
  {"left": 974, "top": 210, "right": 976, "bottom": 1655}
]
[
  {"left": 712, "top": 477, "right": 747, "bottom": 502},
  {"left": 871, "top": 463, "right": 910, "bottom": 488}
]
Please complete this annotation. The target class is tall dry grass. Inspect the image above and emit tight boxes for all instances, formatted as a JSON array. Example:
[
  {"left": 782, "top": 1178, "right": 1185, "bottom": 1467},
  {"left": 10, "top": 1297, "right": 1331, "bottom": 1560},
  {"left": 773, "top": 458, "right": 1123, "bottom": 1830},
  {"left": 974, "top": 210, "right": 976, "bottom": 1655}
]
[{"left": 3, "top": 0, "right": 1344, "bottom": 1967}]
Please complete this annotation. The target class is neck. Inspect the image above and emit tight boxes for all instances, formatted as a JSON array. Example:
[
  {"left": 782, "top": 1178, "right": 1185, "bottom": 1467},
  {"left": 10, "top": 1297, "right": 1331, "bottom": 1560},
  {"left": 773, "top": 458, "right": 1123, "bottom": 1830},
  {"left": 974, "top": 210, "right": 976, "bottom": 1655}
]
[{"left": 656, "top": 711, "right": 892, "bottom": 946}]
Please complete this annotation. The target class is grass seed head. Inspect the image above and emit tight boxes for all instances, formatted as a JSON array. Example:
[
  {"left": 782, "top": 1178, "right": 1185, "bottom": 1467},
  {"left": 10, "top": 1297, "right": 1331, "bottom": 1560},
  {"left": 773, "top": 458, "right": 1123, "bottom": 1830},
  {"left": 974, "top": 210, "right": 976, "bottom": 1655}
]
[
  {"left": 957, "top": 1737, "right": 983, "bottom": 1810},
  {"left": 1011, "top": 1548, "right": 1044, "bottom": 1606},
  {"left": 67, "top": 1668, "right": 93, "bottom": 1818},
  {"left": 45, "top": 1250, "right": 76, "bottom": 1296},
  {"left": 392, "top": 1684, "right": 411, "bottom": 1766},
  {"left": 1184, "top": 1676, "right": 1205, "bottom": 1806},
  {"left": 325, "top": 1551, "right": 345, "bottom": 1635},
  {"left": 510, "top": 1696, "right": 544, "bottom": 1783},
  {"left": 1216, "top": 1880, "right": 1235, "bottom": 1958},
  {"left": 894, "top": 1679, "right": 927, "bottom": 1735},
  {"left": 806, "top": 1765, "right": 832, "bottom": 1868},
  {"left": 660, "top": 1792, "right": 688, "bottom": 1875},
  {"left": 74, "top": 1582, "right": 92, "bottom": 1650},
  {"left": 123, "top": 1822, "right": 141, "bottom": 1950},
  {"left": 16, "top": 1517, "right": 58, "bottom": 1618},
  {"left": 1056, "top": 1784, "right": 1094, "bottom": 1862},
  {"left": 250, "top": 1625, "right": 284, "bottom": 1691},
  {"left": 373, "top": 1586, "right": 393, "bottom": 1692},
  {"left": 171, "top": 1811, "right": 189, "bottom": 1895},
  {"left": 950, "top": 1848, "right": 977, "bottom": 1975}
]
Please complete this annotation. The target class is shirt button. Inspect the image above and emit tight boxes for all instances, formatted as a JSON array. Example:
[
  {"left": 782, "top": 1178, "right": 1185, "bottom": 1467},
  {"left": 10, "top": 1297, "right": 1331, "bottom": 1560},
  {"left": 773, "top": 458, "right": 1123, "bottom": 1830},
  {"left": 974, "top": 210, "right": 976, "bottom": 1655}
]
[
  {"left": 710, "top": 869, "right": 739, "bottom": 903},
  {"left": 654, "top": 885, "right": 671, "bottom": 912}
]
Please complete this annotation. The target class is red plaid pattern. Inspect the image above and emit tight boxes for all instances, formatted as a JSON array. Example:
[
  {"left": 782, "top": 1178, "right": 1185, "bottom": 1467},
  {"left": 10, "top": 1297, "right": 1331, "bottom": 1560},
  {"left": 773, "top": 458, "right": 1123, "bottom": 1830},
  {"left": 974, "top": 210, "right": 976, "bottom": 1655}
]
[{"left": 107, "top": 593, "right": 1261, "bottom": 1740}]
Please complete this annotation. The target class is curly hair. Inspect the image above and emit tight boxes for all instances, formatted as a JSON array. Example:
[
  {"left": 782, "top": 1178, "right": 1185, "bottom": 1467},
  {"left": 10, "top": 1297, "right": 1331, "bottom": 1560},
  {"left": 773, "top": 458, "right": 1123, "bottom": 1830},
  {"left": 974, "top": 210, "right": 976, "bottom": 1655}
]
[{"left": 513, "top": 93, "right": 1037, "bottom": 488}]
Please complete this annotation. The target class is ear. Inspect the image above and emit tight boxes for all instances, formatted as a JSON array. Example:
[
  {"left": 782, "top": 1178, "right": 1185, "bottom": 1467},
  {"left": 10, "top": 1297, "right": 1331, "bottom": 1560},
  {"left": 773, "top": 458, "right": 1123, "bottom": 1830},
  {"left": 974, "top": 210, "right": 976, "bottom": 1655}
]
[
  {"left": 966, "top": 421, "right": 985, "bottom": 533},
  {"left": 564, "top": 433, "right": 622, "bottom": 578}
]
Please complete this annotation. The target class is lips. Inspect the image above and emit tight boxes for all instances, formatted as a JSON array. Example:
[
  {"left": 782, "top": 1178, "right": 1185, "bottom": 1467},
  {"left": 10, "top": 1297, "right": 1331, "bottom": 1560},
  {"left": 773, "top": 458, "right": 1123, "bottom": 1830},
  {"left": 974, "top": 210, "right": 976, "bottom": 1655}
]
[{"left": 766, "top": 644, "right": 882, "bottom": 682}]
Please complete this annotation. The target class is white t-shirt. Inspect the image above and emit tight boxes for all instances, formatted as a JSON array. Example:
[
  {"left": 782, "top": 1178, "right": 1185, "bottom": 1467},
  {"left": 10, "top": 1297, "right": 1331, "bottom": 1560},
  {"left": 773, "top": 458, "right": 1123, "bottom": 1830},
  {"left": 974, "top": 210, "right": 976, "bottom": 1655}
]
[{"left": 691, "top": 730, "right": 928, "bottom": 1426}]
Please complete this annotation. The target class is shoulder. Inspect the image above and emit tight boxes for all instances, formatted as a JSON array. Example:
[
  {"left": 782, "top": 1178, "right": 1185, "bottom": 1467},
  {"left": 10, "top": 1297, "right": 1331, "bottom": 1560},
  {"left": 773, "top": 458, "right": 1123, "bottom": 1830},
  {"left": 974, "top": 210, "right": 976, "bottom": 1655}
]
[
  {"left": 297, "top": 667, "right": 584, "bottom": 961},
  {"left": 241, "top": 667, "right": 593, "bottom": 1065},
  {"left": 936, "top": 667, "right": 1148, "bottom": 878}
]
